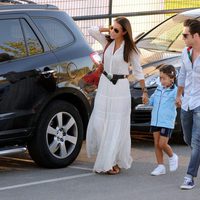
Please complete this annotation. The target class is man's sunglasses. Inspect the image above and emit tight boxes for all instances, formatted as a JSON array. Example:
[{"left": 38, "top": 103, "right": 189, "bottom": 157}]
[
  {"left": 182, "top": 33, "right": 190, "bottom": 38},
  {"left": 110, "top": 26, "right": 119, "bottom": 34}
]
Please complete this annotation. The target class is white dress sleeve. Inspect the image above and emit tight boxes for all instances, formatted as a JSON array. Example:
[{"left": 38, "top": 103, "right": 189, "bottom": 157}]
[
  {"left": 130, "top": 52, "right": 144, "bottom": 81},
  {"left": 88, "top": 26, "right": 108, "bottom": 48}
]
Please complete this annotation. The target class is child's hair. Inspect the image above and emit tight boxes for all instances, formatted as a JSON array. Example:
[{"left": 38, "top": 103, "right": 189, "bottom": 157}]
[{"left": 159, "top": 64, "right": 176, "bottom": 84}]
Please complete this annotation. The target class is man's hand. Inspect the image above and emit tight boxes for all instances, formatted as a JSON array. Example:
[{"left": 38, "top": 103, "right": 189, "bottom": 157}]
[
  {"left": 176, "top": 86, "right": 184, "bottom": 108},
  {"left": 176, "top": 96, "right": 182, "bottom": 108}
]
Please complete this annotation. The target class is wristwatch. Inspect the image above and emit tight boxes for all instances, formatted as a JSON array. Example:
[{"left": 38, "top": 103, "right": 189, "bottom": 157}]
[{"left": 142, "top": 87, "right": 148, "bottom": 93}]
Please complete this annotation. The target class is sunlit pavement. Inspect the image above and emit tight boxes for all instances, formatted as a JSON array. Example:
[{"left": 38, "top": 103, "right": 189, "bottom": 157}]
[{"left": 0, "top": 141, "right": 199, "bottom": 200}]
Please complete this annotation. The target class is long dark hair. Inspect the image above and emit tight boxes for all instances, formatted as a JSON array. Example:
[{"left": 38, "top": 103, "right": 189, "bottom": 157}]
[
  {"left": 116, "top": 16, "right": 139, "bottom": 63},
  {"left": 106, "top": 16, "right": 139, "bottom": 63}
]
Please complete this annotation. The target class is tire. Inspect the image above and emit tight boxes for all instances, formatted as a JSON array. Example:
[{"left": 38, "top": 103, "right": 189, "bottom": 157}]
[{"left": 27, "top": 100, "right": 84, "bottom": 168}]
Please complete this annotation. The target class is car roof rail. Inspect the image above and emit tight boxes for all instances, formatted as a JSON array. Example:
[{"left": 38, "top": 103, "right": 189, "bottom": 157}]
[{"left": 0, "top": 0, "right": 58, "bottom": 10}]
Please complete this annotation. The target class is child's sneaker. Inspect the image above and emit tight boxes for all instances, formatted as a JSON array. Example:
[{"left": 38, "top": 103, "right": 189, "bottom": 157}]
[
  {"left": 169, "top": 153, "right": 178, "bottom": 171},
  {"left": 180, "top": 177, "right": 195, "bottom": 190},
  {"left": 151, "top": 165, "right": 166, "bottom": 176}
]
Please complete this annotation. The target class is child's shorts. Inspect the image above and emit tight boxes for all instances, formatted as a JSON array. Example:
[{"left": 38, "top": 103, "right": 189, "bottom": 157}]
[{"left": 150, "top": 126, "right": 173, "bottom": 138}]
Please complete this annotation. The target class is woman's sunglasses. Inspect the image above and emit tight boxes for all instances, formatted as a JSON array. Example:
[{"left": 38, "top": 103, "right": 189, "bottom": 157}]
[{"left": 110, "top": 26, "right": 119, "bottom": 34}]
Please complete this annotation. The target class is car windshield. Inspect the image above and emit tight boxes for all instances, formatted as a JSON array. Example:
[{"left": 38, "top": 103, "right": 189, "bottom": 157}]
[{"left": 137, "top": 14, "right": 199, "bottom": 53}]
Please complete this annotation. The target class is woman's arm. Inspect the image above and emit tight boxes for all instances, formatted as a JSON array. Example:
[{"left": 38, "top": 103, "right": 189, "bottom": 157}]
[
  {"left": 88, "top": 26, "right": 109, "bottom": 48},
  {"left": 130, "top": 52, "right": 148, "bottom": 104},
  {"left": 139, "top": 79, "right": 148, "bottom": 104}
]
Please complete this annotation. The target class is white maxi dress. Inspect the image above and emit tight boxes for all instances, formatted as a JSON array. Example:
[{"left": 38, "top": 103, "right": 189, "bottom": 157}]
[{"left": 86, "top": 26, "right": 144, "bottom": 173}]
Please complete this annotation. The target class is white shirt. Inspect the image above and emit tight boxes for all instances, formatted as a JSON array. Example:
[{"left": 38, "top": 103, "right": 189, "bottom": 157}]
[
  {"left": 88, "top": 26, "right": 144, "bottom": 80},
  {"left": 178, "top": 47, "right": 200, "bottom": 111}
]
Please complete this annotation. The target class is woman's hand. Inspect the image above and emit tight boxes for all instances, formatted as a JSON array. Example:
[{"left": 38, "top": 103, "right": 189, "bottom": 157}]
[
  {"left": 99, "top": 27, "right": 110, "bottom": 33},
  {"left": 142, "top": 92, "right": 149, "bottom": 104},
  {"left": 139, "top": 80, "right": 148, "bottom": 104}
]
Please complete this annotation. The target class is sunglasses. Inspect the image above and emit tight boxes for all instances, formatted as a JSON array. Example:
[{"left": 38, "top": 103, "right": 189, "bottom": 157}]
[
  {"left": 110, "top": 26, "right": 119, "bottom": 34},
  {"left": 182, "top": 33, "right": 190, "bottom": 38}
]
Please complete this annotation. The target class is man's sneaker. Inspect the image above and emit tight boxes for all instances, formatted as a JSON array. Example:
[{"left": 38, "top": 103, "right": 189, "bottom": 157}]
[
  {"left": 151, "top": 165, "right": 166, "bottom": 176},
  {"left": 169, "top": 153, "right": 178, "bottom": 171},
  {"left": 180, "top": 177, "right": 195, "bottom": 190}
]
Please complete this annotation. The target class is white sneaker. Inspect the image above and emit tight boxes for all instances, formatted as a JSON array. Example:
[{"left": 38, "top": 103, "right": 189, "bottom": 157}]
[
  {"left": 169, "top": 153, "right": 178, "bottom": 172},
  {"left": 151, "top": 165, "right": 166, "bottom": 176}
]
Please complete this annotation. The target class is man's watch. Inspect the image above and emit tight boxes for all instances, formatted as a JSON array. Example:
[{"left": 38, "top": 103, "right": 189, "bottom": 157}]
[{"left": 142, "top": 87, "right": 148, "bottom": 93}]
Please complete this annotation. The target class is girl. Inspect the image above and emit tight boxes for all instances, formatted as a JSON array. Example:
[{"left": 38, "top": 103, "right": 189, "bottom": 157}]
[
  {"left": 149, "top": 64, "right": 178, "bottom": 176},
  {"left": 86, "top": 17, "right": 148, "bottom": 174}
]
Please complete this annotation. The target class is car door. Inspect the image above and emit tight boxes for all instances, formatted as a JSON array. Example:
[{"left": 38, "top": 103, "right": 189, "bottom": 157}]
[
  {"left": 0, "top": 14, "right": 58, "bottom": 139},
  {"left": 32, "top": 16, "right": 94, "bottom": 88}
]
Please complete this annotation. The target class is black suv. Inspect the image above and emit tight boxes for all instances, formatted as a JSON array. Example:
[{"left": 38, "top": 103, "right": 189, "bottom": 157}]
[{"left": 0, "top": 1, "right": 95, "bottom": 168}]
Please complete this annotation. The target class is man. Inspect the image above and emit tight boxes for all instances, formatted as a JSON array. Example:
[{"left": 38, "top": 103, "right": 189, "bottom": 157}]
[{"left": 176, "top": 18, "right": 200, "bottom": 190}]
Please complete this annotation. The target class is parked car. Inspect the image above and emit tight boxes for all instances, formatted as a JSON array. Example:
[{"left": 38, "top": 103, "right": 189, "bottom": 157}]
[
  {"left": 0, "top": 1, "right": 98, "bottom": 168},
  {"left": 130, "top": 8, "right": 200, "bottom": 142}
]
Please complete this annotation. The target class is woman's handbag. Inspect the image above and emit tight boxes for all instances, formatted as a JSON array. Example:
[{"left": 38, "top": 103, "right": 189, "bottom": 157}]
[
  {"left": 79, "top": 42, "right": 110, "bottom": 92},
  {"left": 82, "top": 63, "right": 103, "bottom": 87}
]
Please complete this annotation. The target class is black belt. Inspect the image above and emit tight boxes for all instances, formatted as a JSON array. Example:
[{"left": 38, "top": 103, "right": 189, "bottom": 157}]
[{"left": 103, "top": 71, "right": 128, "bottom": 84}]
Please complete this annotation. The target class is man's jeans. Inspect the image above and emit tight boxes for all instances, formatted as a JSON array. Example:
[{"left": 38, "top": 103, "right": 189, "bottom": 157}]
[{"left": 181, "top": 106, "right": 200, "bottom": 177}]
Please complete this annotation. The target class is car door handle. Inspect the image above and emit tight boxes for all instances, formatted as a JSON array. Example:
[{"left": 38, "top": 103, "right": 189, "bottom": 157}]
[
  {"left": 41, "top": 70, "right": 55, "bottom": 75},
  {"left": 40, "top": 69, "right": 56, "bottom": 79}
]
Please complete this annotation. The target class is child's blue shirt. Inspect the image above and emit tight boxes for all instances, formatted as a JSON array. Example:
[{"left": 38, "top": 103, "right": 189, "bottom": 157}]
[{"left": 149, "top": 84, "right": 178, "bottom": 129}]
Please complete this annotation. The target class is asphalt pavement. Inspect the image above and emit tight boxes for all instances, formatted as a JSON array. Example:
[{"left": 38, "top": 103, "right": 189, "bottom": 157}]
[{"left": 0, "top": 141, "right": 199, "bottom": 200}]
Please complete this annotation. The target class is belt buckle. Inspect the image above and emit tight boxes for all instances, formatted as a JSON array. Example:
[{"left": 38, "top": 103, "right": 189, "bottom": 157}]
[{"left": 107, "top": 73, "right": 113, "bottom": 80}]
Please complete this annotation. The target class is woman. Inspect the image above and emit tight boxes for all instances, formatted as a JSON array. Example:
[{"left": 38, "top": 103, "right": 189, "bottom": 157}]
[{"left": 86, "top": 17, "right": 148, "bottom": 174}]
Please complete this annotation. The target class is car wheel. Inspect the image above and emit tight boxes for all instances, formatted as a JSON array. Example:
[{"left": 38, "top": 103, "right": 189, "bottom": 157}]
[{"left": 27, "top": 100, "right": 84, "bottom": 168}]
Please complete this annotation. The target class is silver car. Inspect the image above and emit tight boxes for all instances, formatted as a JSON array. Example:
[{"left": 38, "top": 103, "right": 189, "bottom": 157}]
[{"left": 131, "top": 8, "right": 200, "bottom": 142}]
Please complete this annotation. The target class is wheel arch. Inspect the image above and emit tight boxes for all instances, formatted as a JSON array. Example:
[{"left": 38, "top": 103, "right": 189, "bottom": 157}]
[{"left": 33, "top": 88, "right": 92, "bottom": 138}]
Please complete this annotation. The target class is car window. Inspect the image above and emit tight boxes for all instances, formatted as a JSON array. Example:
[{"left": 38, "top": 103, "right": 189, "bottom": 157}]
[
  {"left": 21, "top": 19, "right": 44, "bottom": 56},
  {"left": 0, "top": 19, "right": 27, "bottom": 63},
  {"left": 137, "top": 15, "right": 198, "bottom": 52},
  {"left": 34, "top": 18, "right": 74, "bottom": 49}
]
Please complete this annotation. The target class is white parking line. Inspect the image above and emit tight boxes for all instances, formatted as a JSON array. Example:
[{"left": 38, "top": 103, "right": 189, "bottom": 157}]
[
  {"left": 69, "top": 166, "right": 93, "bottom": 171},
  {"left": 0, "top": 173, "right": 93, "bottom": 191}
]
